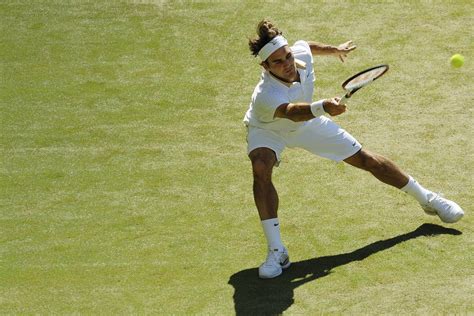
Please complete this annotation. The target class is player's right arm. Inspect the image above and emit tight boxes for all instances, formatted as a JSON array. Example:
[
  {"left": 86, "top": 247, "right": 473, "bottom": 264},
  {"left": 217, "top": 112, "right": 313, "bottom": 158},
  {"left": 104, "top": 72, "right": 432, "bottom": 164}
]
[
  {"left": 274, "top": 103, "right": 314, "bottom": 122},
  {"left": 274, "top": 99, "right": 346, "bottom": 122}
]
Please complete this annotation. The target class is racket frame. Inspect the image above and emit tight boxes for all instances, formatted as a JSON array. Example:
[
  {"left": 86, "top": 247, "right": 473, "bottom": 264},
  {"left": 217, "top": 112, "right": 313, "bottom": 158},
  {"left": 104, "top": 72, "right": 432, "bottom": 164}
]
[{"left": 339, "top": 64, "right": 389, "bottom": 104}]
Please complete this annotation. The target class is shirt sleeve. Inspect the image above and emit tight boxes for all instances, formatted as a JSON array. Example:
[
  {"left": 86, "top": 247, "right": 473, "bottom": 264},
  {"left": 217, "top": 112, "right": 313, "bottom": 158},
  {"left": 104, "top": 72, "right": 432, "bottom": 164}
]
[{"left": 291, "top": 40, "right": 313, "bottom": 65}]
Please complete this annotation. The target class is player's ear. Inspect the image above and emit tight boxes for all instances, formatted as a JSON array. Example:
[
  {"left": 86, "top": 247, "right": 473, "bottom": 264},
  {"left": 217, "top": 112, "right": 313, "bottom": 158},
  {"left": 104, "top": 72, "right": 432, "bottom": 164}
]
[{"left": 260, "top": 61, "right": 269, "bottom": 70}]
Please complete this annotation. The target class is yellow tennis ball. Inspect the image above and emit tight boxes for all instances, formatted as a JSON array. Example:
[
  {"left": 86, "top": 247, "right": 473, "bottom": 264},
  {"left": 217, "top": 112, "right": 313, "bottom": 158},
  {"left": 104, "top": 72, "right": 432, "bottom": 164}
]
[{"left": 450, "top": 54, "right": 464, "bottom": 68}]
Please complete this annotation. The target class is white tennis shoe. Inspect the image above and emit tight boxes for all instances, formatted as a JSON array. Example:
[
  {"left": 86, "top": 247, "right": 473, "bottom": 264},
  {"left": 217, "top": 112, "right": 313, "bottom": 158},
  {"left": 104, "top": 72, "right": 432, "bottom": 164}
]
[
  {"left": 259, "top": 247, "right": 291, "bottom": 279},
  {"left": 421, "top": 193, "right": 464, "bottom": 223}
]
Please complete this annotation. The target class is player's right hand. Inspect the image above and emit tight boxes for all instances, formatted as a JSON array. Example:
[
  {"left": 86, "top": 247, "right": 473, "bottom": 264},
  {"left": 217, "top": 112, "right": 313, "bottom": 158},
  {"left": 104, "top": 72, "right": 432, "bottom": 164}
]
[{"left": 323, "top": 98, "right": 346, "bottom": 116}]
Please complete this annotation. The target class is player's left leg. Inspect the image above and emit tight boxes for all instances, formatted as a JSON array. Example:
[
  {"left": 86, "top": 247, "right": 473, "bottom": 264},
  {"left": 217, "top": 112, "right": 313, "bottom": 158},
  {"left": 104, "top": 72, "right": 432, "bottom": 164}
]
[
  {"left": 290, "top": 116, "right": 464, "bottom": 223},
  {"left": 344, "top": 149, "right": 464, "bottom": 223},
  {"left": 343, "top": 149, "right": 409, "bottom": 188}
]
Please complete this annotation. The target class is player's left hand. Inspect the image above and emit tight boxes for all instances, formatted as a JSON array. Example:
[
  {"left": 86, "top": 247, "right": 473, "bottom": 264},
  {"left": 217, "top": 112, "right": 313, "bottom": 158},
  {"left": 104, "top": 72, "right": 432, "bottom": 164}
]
[{"left": 335, "top": 40, "right": 357, "bottom": 62}]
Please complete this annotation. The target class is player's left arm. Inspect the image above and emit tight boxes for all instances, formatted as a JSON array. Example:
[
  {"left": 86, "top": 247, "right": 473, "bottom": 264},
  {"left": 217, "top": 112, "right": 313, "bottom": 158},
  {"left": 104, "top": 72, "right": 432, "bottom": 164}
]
[{"left": 308, "top": 40, "right": 356, "bottom": 62}]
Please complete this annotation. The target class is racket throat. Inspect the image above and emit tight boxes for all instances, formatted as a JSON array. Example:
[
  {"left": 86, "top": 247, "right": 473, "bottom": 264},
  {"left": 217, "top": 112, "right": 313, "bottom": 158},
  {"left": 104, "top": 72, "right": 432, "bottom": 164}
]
[{"left": 346, "top": 87, "right": 361, "bottom": 97}]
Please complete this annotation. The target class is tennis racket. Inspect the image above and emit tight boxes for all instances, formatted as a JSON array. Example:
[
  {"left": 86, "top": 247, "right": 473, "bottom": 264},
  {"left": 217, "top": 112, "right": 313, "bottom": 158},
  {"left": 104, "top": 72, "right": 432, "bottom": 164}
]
[{"left": 338, "top": 64, "right": 389, "bottom": 105}]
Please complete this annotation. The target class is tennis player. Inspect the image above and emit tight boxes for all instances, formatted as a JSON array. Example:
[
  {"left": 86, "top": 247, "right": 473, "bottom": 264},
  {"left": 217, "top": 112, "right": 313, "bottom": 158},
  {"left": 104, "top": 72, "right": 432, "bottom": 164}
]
[{"left": 244, "top": 19, "right": 465, "bottom": 279}]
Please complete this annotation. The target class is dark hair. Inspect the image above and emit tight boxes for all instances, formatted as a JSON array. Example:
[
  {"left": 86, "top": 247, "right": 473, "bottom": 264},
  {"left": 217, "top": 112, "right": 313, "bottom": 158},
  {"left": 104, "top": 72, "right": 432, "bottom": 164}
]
[{"left": 248, "top": 19, "right": 283, "bottom": 57}]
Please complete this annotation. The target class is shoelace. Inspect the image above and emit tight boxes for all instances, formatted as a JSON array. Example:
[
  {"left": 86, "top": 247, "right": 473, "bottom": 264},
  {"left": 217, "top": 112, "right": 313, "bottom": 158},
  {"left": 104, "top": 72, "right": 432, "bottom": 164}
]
[
  {"left": 431, "top": 194, "right": 451, "bottom": 210},
  {"left": 265, "top": 250, "right": 284, "bottom": 265},
  {"left": 427, "top": 192, "right": 441, "bottom": 204}
]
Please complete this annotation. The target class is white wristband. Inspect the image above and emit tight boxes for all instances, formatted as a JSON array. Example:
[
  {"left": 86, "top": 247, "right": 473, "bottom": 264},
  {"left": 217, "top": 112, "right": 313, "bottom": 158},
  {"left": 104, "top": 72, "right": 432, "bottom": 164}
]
[{"left": 310, "top": 100, "right": 326, "bottom": 117}]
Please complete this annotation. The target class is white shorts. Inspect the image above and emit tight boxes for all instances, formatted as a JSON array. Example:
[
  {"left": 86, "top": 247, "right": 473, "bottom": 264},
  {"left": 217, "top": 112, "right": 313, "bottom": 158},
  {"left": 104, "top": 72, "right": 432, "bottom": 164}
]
[{"left": 246, "top": 116, "right": 362, "bottom": 164}]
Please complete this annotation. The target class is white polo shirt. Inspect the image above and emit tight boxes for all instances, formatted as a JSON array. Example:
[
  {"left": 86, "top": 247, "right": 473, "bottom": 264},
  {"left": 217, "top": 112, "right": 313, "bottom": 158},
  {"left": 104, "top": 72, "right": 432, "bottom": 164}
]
[{"left": 243, "top": 40, "right": 315, "bottom": 132}]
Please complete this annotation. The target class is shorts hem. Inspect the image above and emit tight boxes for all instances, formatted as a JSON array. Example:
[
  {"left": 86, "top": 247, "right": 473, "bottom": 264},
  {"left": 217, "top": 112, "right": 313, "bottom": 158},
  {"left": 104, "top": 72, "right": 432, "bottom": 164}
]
[
  {"left": 247, "top": 144, "right": 282, "bottom": 166},
  {"left": 334, "top": 144, "right": 362, "bottom": 162}
]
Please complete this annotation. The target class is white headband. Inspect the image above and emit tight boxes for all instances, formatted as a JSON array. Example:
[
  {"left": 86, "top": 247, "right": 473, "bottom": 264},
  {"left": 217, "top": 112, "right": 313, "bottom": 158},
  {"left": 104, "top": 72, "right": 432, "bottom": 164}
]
[{"left": 258, "top": 35, "right": 288, "bottom": 61}]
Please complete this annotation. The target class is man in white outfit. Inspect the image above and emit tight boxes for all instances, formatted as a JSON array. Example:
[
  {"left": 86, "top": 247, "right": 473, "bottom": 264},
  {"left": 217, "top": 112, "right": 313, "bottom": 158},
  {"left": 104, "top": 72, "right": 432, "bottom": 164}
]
[{"left": 244, "top": 19, "right": 464, "bottom": 279}]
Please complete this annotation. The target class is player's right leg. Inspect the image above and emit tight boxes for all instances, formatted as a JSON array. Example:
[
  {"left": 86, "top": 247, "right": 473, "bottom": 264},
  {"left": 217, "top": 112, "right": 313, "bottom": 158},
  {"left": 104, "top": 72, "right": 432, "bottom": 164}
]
[
  {"left": 249, "top": 148, "right": 279, "bottom": 220},
  {"left": 249, "top": 147, "right": 290, "bottom": 278},
  {"left": 246, "top": 126, "right": 290, "bottom": 279}
]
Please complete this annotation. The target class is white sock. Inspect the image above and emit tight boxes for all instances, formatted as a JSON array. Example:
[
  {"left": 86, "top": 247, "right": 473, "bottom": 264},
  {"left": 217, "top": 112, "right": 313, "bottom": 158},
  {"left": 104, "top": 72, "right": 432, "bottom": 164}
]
[
  {"left": 400, "top": 176, "right": 432, "bottom": 204},
  {"left": 261, "top": 218, "right": 284, "bottom": 251}
]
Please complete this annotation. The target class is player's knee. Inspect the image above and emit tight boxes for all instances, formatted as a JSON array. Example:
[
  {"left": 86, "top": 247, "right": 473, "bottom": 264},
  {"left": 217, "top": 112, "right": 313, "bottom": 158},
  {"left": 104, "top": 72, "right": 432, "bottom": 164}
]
[
  {"left": 249, "top": 148, "right": 276, "bottom": 182},
  {"left": 362, "top": 151, "right": 386, "bottom": 173},
  {"left": 252, "top": 160, "right": 271, "bottom": 183}
]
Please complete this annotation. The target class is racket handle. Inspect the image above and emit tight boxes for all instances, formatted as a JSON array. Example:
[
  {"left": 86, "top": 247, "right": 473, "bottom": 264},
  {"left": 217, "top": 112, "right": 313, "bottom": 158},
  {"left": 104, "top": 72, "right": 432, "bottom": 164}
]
[{"left": 339, "top": 95, "right": 348, "bottom": 105}]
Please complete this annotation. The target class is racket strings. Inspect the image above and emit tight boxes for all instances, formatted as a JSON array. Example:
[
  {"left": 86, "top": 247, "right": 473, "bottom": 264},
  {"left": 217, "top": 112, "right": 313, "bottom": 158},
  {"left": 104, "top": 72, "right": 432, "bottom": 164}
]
[{"left": 344, "top": 67, "right": 387, "bottom": 90}]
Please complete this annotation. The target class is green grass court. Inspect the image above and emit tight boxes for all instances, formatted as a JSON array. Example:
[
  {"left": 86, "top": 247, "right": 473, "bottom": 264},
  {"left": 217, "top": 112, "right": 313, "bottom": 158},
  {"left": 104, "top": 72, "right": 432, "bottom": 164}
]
[{"left": 1, "top": 1, "right": 473, "bottom": 314}]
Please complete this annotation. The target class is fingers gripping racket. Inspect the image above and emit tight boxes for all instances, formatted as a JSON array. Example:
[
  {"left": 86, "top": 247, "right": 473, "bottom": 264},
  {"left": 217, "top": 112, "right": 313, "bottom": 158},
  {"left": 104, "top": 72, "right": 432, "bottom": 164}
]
[{"left": 339, "top": 64, "right": 389, "bottom": 105}]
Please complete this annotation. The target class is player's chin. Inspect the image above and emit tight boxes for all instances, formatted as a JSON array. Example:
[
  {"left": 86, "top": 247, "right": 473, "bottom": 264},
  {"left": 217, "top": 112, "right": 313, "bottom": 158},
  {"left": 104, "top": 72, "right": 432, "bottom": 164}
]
[{"left": 285, "top": 68, "right": 297, "bottom": 80}]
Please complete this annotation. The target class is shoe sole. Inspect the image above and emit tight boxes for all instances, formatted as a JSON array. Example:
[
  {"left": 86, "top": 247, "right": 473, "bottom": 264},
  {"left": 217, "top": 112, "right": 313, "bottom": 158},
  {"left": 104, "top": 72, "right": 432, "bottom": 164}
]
[
  {"left": 422, "top": 206, "right": 464, "bottom": 223},
  {"left": 259, "top": 270, "right": 283, "bottom": 279},
  {"left": 422, "top": 207, "right": 437, "bottom": 216},
  {"left": 440, "top": 212, "right": 464, "bottom": 223},
  {"left": 259, "top": 260, "right": 291, "bottom": 279}
]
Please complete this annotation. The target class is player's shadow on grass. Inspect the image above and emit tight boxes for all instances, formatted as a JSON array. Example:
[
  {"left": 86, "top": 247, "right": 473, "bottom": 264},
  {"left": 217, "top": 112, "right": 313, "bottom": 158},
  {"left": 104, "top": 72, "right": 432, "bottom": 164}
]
[{"left": 228, "top": 223, "right": 461, "bottom": 315}]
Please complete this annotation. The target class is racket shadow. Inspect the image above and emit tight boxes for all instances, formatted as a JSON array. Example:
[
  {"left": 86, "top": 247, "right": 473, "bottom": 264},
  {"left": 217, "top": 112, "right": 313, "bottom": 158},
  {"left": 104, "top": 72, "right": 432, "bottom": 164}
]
[{"left": 228, "top": 223, "right": 461, "bottom": 315}]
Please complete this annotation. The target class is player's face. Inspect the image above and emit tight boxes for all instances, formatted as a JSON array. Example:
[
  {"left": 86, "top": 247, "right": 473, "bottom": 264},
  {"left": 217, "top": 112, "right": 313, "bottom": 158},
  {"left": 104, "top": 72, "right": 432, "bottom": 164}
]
[{"left": 264, "top": 46, "right": 298, "bottom": 82}]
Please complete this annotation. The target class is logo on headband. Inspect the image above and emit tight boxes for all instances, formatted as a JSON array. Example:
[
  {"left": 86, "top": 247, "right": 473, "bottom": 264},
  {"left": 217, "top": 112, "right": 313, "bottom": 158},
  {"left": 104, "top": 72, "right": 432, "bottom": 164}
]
[{"left": 258, "top": 35, "right": 288, "bottom": 61}]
